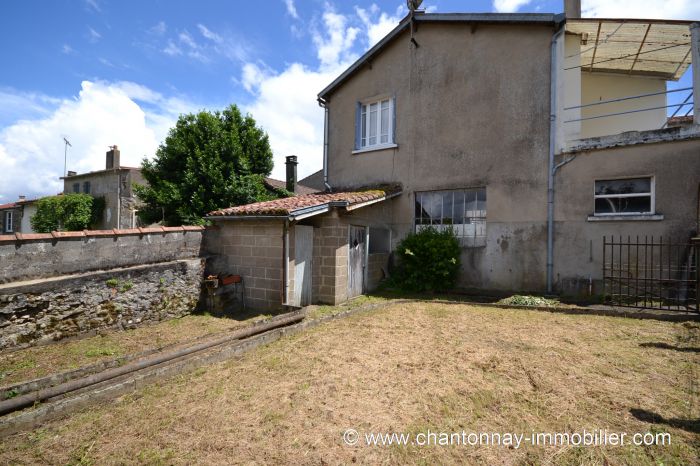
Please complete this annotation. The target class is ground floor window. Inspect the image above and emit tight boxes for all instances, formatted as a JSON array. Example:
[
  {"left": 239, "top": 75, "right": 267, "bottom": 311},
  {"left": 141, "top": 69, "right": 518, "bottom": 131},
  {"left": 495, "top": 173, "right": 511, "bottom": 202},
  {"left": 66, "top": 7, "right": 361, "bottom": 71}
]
[
  {"left": 4, "top": 210, "right": 13, "bottom": 233},
  {"left": 415, "top": 188, "right": 486, "bottom": 247},
  {"left": 594, "top": 177, "right": 653, "bottom": 215}
]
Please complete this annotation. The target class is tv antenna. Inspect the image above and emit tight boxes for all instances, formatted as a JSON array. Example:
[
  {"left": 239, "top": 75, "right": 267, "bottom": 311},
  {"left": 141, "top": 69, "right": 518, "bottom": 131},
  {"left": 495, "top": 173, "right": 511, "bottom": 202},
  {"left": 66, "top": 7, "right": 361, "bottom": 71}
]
[
  {"left": 62, "top": 136, "right": 72, "bottom": 177},
  {"left": 407, "top": 0, "right": 423, "bottom": 48}
]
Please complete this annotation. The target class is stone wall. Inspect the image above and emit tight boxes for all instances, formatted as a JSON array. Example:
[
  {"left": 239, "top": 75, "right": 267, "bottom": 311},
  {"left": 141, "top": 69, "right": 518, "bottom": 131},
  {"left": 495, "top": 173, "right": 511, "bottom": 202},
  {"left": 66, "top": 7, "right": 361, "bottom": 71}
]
[
  {"left": 367, "top": 253, "right": 390, "bottom": 291},
  {"left": 303, "top": 213, "right": 349, "bottom": 305},
  {"left": 0, "top": 226, "right": 204, "bottom": 284},
  {"left": 0, "top": 259, "right": 203, "bottom": 350}
]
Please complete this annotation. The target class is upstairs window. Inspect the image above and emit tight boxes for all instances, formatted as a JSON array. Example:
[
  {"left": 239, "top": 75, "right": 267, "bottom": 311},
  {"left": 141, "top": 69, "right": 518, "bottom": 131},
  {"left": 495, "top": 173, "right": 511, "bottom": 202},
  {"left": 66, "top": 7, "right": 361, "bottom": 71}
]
[
  {"left": 4, "top": 211, "right": 13, "bottom": 233},
  {"left": 83, "top": 181, "right": 91, "bottom": 194},
  {"left": 415, "top": 188, "right": 487, "bottom": 247},
  {"left": 594, "top": 177, "right": 653, "bottom": 215},
  {"left": 355, "top": 97, "right": 395, "bottom": 151}
]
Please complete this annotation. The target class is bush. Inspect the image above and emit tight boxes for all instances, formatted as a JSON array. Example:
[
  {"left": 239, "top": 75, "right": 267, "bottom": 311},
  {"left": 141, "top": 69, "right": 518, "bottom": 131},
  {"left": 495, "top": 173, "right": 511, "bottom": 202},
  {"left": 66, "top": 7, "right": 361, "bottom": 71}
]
[
  {"left": 393, "top": 227, "right": 461, "bottom": 292},
  {"left": 30, "top": 194, "right": 105, "bottom": 233}
]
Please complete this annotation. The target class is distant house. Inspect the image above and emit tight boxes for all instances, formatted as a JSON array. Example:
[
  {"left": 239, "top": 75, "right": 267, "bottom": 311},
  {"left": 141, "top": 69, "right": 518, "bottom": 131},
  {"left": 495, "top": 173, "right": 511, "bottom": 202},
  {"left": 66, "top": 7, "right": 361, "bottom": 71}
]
[
  {"left": 263, "top": 156, "right": 321, "bottom": 196},
  {"left": 0, "top": 197, "right": 39, "bottom": 234},
  {"left": 61, "top": 145, "right": 145, "bottom": 230}
]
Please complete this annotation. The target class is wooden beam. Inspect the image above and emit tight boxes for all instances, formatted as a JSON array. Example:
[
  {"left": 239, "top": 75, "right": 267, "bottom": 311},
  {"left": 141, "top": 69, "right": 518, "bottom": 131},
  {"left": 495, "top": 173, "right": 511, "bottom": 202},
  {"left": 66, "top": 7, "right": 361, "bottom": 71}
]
[
  {"left": 629, "top": 23, "right": 652, "bottom": 73},
  {"left": 589, "top": 21, "right": 602, "bottom": 73}
]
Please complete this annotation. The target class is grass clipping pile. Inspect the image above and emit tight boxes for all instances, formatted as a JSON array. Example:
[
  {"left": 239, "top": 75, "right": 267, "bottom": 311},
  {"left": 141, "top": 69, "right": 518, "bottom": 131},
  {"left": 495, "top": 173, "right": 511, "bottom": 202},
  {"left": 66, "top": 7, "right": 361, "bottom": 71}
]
[{"left": 0, "top": 302, "right": 698, "bottom": 465}]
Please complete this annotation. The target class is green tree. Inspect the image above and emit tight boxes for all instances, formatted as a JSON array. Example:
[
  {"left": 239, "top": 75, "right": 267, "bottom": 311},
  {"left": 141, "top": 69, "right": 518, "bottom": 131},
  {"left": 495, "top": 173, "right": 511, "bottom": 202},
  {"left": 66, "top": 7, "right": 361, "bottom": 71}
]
[
  {"left": 30, "top": 194, "right": 105, "bottom": 233},
  {"left": 135, "top": 104, "right": 279, "bottom": 226}
]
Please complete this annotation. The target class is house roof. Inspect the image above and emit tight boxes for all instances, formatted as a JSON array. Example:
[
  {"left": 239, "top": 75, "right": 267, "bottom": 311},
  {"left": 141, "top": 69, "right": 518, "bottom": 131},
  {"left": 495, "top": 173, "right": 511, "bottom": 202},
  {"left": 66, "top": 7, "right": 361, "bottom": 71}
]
[
  {"left": 0, "top": 202, "right": 18, "bottom": 210},
  {"left": 318, "top": 12, "right": 562, "bottom": 100},
  {"left": 60, "top": 166, "right": 141, "bottom": 180},
  {"left": 566, "top": 18, "right": 696, "bottom": 80},
  {"left": 263, "top": 177, "right": 319, "bottom": 196},
  {"left": 208, "top": 185, "right": 402, "bottom": 221}
]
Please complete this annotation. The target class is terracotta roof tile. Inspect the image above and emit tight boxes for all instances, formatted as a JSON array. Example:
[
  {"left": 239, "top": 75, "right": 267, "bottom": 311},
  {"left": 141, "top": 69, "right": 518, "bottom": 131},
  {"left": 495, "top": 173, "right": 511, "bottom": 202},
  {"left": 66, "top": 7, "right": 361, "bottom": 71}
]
[
  {"left": 208, "top": 185, "right": 401, "bottom": 218},
  {"left": 0, "top": 202, "right": 18, "bottom": 210}
]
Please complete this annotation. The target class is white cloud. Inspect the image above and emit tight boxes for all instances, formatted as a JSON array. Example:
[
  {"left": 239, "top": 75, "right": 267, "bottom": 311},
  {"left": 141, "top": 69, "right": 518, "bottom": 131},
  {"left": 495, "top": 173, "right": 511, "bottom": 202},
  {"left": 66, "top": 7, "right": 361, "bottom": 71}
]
[
  {"left": 87, "top": 27, "right": 102, "bottom": 43},
  {"left": 284, "top": 0, "right": 299, "bottom": 19},
  {"left": 149, "top": 21, "right": 167, "bottom": 36},
  {"left": 241, "top": 3, "right": 405, "bottom": 181},
  {"left": 312, "top": 7, "right": 361, "bottom": 69},
  {"left": 84, "top": 0, "right": 100, "bottom": 12},
  {"left": 0, "top": 81, "right": 199, "bottom": 201},
  {"left": 356, "top": 4, "right": 406, "bottom": 48},
  {"left": 61, "top": 44, "right": 75, "bottom": 55},
  {"left": 582, "top": 0, "right": 700, "bottom": 19},
  {"left": 492, "top": 0, "right": 533, "bottom": 13},
  {"left": 163, "top": 40, "right": 182, "bottom": 56},
  {"left": 198, "top": 24, "right": 223, "bottom": 43}
]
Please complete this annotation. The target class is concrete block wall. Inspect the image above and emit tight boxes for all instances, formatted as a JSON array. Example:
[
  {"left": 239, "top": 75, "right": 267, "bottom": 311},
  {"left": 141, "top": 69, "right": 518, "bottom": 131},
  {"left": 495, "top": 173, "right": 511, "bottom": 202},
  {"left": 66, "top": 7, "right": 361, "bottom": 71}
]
[
  {"left": 204, "top": 220, "right": 284, "bottom": 310},
  {"left": 306, "top": 214, "right": 349, "bottom": 305},
  {"left": 0, "top": 227, "right": 204, "bottom": 284},
  {"left": 367, "top": 253, "right": 390, "bottom": 291}
]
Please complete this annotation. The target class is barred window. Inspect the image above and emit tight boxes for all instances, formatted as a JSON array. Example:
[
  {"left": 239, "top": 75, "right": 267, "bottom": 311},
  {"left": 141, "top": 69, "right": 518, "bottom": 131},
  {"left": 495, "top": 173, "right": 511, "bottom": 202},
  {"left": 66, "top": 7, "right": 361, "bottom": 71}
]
[{"left": 415, "top": 188, "right": 486, "bottom": 247}]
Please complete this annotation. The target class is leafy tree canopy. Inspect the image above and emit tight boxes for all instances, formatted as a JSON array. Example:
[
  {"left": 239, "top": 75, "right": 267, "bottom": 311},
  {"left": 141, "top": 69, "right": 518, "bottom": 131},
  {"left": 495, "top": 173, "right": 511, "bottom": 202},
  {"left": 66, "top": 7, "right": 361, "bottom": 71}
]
[
  {"left": 135, "top": 104, "right": 280, "bottom": 226},
  {"left": 31, "top": 194, "right": 105, "bottom": 233}
]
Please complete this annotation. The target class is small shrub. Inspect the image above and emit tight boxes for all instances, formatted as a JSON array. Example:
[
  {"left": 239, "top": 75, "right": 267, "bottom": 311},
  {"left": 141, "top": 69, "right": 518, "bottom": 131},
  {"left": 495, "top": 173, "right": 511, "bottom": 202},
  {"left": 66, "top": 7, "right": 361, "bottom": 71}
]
[
  {"left": 393, "top": 227, "right": 461, "bottom": 292},
  {"left": 120, "top": 280, "right": 134, "bottom": 292},
  {"left": 30, "top": 194, "right": 105, "bottom": 233},
  {"left": 105, "top": 278, "right": 119, "bottom": 288}
]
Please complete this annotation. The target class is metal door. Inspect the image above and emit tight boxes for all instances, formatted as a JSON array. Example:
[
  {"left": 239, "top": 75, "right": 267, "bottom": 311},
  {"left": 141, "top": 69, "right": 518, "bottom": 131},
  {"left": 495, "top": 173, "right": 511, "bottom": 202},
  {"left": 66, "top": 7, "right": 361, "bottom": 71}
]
[
  {"left": 348, "top": 226, "right": 367, "bottom": 298},
  {"left": 293, "top": 225, "right": 313, "bottom": 306}
]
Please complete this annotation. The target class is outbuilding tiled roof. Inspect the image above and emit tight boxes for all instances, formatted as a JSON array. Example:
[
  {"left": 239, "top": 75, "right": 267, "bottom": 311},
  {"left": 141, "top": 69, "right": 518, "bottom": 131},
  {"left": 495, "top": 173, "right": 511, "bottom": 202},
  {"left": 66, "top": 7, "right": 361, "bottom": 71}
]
[
  {"left": 0, "top": 202, "right": 18, "bottom": 210},
  {"left": 208, "top": 185, "right": 401, "bottom": 218}
]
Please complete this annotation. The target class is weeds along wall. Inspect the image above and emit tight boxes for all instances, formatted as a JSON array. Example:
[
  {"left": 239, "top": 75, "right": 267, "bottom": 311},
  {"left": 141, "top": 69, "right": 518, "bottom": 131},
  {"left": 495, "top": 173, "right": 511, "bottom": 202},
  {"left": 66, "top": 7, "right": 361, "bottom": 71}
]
[{"left": 0, "top": 227, "right": 205, "bottom": 350}]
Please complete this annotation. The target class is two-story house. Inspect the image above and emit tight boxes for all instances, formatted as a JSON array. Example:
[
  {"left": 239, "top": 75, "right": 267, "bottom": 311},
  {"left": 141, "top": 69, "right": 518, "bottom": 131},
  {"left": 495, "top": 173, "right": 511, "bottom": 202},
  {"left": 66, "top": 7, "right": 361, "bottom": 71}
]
[
  {"left": 206, "top": 1, "right": 700, "bottom": 311},
  {"left": 62, "top": 145, "right": 146, "bottom": 230}
]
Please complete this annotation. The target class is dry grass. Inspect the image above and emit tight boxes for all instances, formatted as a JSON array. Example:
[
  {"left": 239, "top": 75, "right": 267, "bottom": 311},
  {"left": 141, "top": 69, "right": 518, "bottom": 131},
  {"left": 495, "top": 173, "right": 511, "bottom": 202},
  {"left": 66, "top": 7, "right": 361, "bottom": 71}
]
[
  {"left": 0, "top": 302, "right": 698, "bottom": 465},
  {"left": 0, "top": 312, "right": 271, "bottom": 387}
]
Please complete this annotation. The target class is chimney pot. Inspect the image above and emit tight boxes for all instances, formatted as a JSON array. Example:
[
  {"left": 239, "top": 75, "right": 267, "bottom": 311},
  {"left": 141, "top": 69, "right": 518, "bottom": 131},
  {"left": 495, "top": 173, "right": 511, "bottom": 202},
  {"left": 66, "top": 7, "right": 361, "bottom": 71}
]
[
  {"left": 285, "top": 155, "right": 298, "bottom": 193},
  {"left": 564, "top": 0, "right": 581, "bottom": 18},
  {"left": 18, "top": 195, "right": 26, "bottom": 201}
]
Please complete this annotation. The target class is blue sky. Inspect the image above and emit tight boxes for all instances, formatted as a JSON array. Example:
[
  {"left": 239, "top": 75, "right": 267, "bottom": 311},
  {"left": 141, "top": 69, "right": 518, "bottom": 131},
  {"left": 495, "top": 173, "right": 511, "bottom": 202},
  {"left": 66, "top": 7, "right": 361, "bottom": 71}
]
[{"left": 0, "top": 0, "right": 697, "bottom": 202}]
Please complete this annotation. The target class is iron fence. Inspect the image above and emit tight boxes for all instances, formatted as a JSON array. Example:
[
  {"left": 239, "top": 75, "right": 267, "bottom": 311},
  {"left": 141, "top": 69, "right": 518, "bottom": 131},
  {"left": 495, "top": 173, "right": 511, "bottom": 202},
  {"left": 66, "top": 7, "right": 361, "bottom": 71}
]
[{"left": 603, "top": 236, "right": 698, "bottom": 312}]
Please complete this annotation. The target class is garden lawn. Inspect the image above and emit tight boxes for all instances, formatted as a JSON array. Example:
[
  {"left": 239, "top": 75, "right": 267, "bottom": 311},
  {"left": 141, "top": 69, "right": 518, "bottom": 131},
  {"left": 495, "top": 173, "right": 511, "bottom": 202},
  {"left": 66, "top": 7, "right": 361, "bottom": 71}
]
[{"left": 0, "top": 302, "right": 698, "bottom": 465}]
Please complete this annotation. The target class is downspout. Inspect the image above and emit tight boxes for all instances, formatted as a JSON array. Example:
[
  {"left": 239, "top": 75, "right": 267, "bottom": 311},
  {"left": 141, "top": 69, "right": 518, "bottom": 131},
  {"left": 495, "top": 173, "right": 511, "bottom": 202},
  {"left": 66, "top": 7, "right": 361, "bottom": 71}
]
[
  {"left": 318, "top": 97, "right": 332, "bottom": 192},
  {"left": 547, "top": 25, "right": 565, "bottom": 294},
  {"left": 116, "top": 171, "right": 121, "bottom": 229},
  {"left": 282, "top": 219, "right": 290, "bottom": 305}
]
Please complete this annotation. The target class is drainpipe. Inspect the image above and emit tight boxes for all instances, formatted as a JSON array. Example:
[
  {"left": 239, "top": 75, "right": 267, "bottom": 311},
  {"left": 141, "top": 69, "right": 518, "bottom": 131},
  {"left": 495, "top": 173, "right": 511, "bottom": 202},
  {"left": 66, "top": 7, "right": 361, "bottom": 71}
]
[
  {"left": 547, "top": 25, "right": 565, "bottom": 294},
  {"left": 282, "top": 219, "right": 290, "bottom": 305},
  {"left": 318, "top": 97, "right": 332, "bottom": 192}
]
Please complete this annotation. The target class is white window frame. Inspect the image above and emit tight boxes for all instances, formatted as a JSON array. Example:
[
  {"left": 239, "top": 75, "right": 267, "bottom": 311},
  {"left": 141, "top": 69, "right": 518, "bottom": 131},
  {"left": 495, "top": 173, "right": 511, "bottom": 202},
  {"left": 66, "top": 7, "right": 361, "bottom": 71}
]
[
  {"left": 4, "top": 211, "right": 13, "bottom": 233},
  {"left": 358, "top": 97, "right": 394, "bottom": 151},
  {"left": 593, "top": 176, "right": 655, "bottom": 217},
  {"left": 414, "top": 188, "right": 487, "bottom": 248}
]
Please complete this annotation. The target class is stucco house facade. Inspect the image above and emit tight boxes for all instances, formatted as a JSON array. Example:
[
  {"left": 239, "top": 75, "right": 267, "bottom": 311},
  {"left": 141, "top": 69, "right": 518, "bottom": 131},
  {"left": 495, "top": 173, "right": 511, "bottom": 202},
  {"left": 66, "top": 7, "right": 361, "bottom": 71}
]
[
  {"left": 0, "top": 197, "right": 38, "bottom": 234},
  {"left": 61, "top": 146, "right": 146, "bottom": 230},
  {"left": 207, "top": 3, "right": 700, "bottom": 310}
]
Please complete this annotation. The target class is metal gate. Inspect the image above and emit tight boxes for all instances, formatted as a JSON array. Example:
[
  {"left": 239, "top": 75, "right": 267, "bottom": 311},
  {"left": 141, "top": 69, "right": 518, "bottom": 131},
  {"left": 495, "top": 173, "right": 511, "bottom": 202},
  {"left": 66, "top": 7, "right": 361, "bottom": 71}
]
[{"left": 603, "top": 236, "right": 698, "bottom": 312}]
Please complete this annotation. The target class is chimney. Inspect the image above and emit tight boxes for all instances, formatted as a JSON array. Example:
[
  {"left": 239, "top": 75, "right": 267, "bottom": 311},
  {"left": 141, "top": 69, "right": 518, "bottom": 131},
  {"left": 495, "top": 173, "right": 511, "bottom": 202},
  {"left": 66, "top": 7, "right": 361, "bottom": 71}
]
[
  {"left": 18, "top": 195, "right": 26, "bottom": 201},
  {"left": 564, "top": 0, "right": 581, "bottom": 18},
  {"left": 67, "top": 171, "right": 77, "bottom": 177},
  {"left": 106, "top": 145, "right": 121, "bottom": 170},
  {"left": 285, "top": 155, "right": 298, "bottom": 193}
]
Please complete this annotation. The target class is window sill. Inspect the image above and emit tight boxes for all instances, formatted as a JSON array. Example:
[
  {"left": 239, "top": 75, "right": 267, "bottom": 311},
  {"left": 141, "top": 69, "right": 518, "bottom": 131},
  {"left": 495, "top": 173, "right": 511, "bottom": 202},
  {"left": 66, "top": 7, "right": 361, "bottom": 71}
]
[
  {"left": 587, "top": 214, "right": 664, "bottom": 222},
  {"left": 352, "top": 143, "right": 398, "bottom": 155}
]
